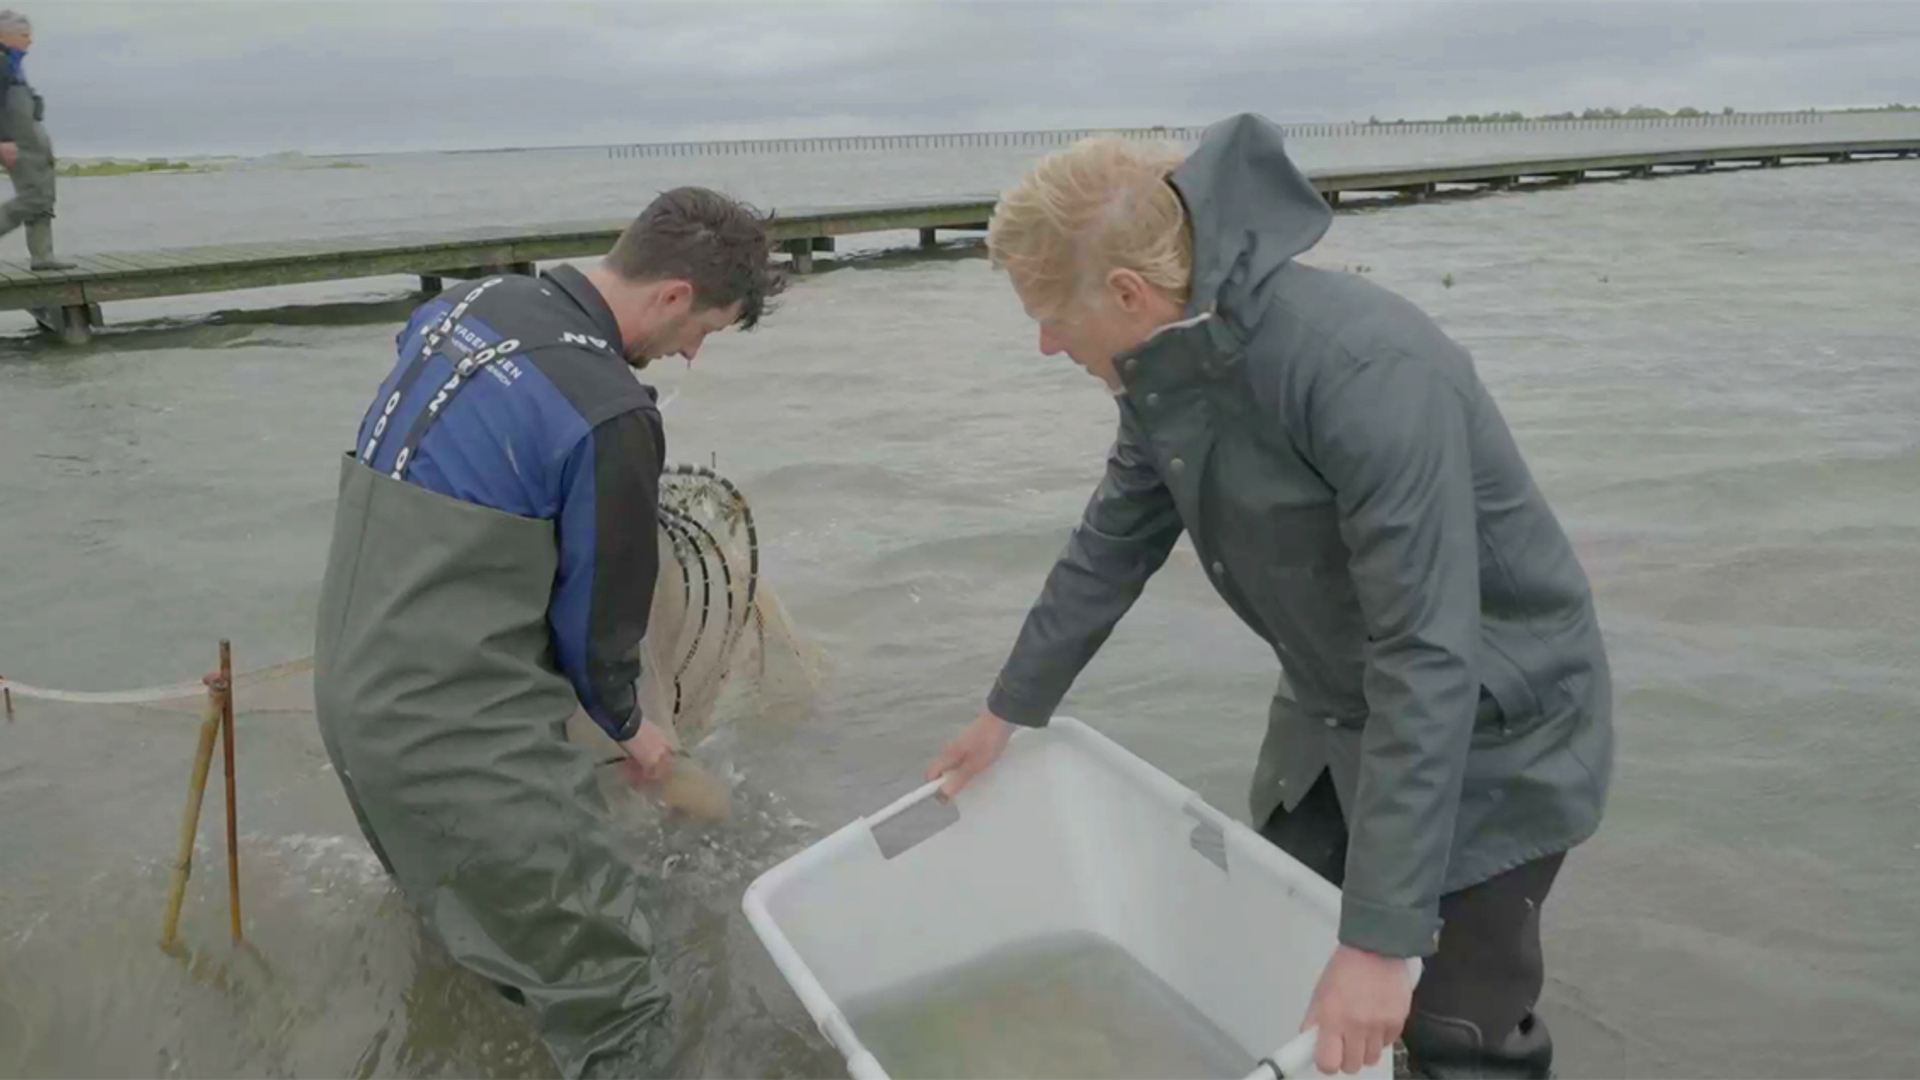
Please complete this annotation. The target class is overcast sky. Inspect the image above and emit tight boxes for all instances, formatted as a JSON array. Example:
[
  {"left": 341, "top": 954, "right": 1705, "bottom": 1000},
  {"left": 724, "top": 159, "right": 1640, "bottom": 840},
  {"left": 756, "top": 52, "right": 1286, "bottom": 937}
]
[{"left": 21, "top": 0, "right": 1920, "bottom": 157}]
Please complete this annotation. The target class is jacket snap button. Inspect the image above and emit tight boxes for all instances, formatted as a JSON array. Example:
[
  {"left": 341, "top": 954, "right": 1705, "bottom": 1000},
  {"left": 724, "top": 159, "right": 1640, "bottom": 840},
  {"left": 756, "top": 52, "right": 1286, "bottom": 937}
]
[
  {"left": 1210, "top": 560, "right": 1224, "bottom": 576},
  {"left": 1170, "top": 457, "right": 1185, "bottom": 473},
  {"left": 1146, "top": 392, "right": 1160, "bottom": 406},
  {"left": 1323, "top": 716, "right": 1339, "bottom": 728}
]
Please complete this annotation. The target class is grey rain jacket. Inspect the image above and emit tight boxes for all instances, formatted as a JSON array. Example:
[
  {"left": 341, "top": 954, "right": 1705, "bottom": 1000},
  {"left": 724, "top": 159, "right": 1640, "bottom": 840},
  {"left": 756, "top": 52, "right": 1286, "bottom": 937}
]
[{"left": 986, "top": 113, "right": 1614, "bottom": 958}]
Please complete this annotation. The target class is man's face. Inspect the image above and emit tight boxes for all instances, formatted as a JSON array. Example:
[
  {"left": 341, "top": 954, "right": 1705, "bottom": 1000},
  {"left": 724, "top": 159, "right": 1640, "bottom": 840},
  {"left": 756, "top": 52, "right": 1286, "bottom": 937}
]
[
  {"left": 629, "top": 287, "right": 742, "bottom": 368},
  {"left": 1015, "top": 273, "right": 1171, "bottom": 395},
  {"left": 0, "top": 27, "right": 31, "bottom": 52}
]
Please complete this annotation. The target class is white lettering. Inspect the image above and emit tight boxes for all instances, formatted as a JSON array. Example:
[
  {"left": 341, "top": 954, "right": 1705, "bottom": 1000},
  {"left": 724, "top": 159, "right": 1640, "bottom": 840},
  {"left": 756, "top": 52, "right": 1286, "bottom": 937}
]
[
  {"left": 560, "top": 331, "right": 609, "bottom": 350},
  {"left": 377, "top": 278, "right": 510, "bottom": 476}
]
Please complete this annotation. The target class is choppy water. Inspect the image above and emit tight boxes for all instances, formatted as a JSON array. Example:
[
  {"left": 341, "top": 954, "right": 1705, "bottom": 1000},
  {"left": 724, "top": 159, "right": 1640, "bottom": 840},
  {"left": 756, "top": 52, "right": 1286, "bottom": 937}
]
[{"left": 2, "top": 119, "right": 1919, "bottom": 1078}]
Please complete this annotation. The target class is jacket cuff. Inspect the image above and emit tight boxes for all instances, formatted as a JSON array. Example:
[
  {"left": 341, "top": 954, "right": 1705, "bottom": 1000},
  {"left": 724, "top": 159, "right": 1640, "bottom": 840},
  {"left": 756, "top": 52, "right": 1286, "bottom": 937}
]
[
  {"left": 1339, "top": 894, "right": 1443, "bottom": 959},
  {"left": 985, "top": 679, "right": 1055, "bottom": 728}
]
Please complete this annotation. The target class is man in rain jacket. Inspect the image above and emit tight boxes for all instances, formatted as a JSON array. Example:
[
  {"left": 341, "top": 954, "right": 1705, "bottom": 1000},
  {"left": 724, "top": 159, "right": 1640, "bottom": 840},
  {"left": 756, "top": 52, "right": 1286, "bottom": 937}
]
[
  {"left": 927, "top": 114, "right": 1612, "bottom": 1078},
  {"left": 315, "top": 187, "right": 784, "bottom": 1077}
]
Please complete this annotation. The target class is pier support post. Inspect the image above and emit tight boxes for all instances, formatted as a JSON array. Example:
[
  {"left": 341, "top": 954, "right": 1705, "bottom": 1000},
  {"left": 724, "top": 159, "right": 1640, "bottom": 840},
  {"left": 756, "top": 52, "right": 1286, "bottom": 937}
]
[
  {"left": 1323, "top": 191, "right": 1340, "bottom": 208},
  {"left": 419, "top": 274, "right": 444, "bottom": 295},
  {"left": 782, "top": 239, "right": 814, "bottom": 274},
  {"left": 30, "top": 302, "right": 96, "bottom": 346},
  {"left": 919, "top": 227, "right": 938, "bottom": 248},
  {"left": 507, "top": 261, "right": 536, "bottom": 276}
]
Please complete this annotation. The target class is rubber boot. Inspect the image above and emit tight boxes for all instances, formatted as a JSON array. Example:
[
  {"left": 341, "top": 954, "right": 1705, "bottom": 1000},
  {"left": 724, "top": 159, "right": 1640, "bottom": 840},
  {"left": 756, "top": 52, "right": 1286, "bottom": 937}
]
[
  {"left": 1403, "top": 1010, "right": 1554, "bottom": 1079},
  {"left": 26, "top": 218, "right": 75, "bottom": 271}
]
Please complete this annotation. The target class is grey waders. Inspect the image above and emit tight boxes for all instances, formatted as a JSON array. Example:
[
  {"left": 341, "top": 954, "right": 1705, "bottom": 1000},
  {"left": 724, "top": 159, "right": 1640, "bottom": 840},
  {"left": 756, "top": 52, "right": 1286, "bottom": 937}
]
[
  {"left": 0, "top": 68, "right": 72, "bottom": 271},
  {"left": 314, "top": 452, "right": 675, "bottom": 1077}
]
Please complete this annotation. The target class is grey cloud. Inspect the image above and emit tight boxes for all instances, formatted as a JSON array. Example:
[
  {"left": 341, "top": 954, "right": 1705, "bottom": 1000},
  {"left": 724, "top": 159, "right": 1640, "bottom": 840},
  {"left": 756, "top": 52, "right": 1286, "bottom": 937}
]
[{"left": 20, "top": 0, "right": 1920, "bottom": 157}]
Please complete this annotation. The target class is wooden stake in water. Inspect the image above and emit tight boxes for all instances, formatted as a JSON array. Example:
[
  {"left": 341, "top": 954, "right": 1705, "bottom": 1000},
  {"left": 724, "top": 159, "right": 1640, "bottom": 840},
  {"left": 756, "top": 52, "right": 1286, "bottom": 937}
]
[
  {"left": 159, "top": 683, "right": 222, "bottom": 954},
  {"left": 217, "top": 640, "right": 242, "bottom": 946}
]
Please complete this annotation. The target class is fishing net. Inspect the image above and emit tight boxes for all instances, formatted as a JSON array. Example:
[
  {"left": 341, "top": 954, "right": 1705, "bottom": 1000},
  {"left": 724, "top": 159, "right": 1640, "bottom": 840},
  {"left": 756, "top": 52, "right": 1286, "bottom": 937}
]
[{"left": 640, "top": 462, "right": 823, "bottom": 751}]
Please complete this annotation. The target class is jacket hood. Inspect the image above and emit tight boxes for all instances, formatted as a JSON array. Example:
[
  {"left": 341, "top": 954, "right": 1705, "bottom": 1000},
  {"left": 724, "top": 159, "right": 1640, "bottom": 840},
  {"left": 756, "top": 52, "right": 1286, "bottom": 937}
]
[{"left": 1170, "top": 113, "right": 1332, "bottom": 320}]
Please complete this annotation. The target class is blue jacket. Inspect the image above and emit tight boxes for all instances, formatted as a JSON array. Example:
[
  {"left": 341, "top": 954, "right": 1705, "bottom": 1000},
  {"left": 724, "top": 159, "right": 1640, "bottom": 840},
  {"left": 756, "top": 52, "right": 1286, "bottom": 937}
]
[{"left": 354, "top": 265, "right": 663, "bottom": 742}]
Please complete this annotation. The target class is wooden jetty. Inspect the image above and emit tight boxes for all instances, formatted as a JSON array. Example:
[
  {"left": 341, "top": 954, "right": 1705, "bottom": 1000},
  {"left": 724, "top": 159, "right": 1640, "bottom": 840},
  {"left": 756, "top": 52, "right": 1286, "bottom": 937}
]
[
  {"left": 6, "top": 138, "right": 1915, "bottom": 345},
  {"left": 604, "top": 111, "right": 1828, "bottom": 158}
]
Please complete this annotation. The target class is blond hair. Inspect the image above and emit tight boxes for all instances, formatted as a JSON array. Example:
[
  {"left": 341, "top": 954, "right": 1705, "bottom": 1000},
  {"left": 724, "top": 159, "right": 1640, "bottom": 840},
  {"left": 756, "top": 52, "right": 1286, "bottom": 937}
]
[{"left": 987, "top": 136, "right": 1193, "bottom": 318}]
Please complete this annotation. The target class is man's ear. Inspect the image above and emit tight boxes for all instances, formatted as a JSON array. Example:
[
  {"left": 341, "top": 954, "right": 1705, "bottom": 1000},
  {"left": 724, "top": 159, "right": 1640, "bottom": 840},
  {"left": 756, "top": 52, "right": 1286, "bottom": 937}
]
[
  {"left": 658, "top": 279, "right": 695, "bottom": 314},
  {"left": 1106, "top": 267, "right": 1148, "bottom": 314}
]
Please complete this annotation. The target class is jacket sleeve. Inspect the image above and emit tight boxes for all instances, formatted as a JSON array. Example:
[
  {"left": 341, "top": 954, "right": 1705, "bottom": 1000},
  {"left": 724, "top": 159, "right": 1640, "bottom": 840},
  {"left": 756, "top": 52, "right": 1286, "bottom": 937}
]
[
  {"left": 1306, "top": 347, "right": 1482, "bottom": 959},
  {"left": 987, "top": 403, "right": 1185, "bottom": 726},
  {"left": 553, "top": 405, "right": 664, "bottom": 742}
]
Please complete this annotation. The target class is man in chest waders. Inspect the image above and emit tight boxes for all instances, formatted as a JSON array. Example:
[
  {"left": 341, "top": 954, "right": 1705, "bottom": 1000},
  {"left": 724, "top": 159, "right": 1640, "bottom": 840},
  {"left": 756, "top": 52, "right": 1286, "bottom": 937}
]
[
  {"left": 0, "top": 10, "right": 75, "bottom": 270},
  {"left": 314, "top": 186, "right": 784, "bottom": 1078},
  {"left": 927, "top": 114, "right": 1613, "bottom": 1079}
]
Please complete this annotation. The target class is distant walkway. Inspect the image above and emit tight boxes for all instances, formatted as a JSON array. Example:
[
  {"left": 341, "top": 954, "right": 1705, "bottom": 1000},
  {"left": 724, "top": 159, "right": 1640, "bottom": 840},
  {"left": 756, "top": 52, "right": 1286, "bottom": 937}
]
[
  {"left": 7, "top": 138, "right": 1915, "bottom": 346},
  {"left": 604, "top": 111, "right": 1832, "bottom": 158}
]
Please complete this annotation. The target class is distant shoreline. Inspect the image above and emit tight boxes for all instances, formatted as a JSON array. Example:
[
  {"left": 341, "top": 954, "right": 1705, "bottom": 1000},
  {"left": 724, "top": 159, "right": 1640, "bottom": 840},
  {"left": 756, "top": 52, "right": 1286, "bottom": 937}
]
[
  {"left": 55, "top": 157, "right": 367, "bottom": 178},
  {"left": 53, "top": 104, "right": 1920, "bottom": 166}
]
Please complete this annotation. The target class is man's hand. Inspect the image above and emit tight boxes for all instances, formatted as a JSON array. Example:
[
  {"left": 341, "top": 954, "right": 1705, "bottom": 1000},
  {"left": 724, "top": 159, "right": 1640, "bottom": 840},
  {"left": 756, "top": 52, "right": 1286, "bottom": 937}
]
[
  {"left": 1302, "top": 944, "right": 1413, "bottom": 1075},
  {"left": 923, "top": 710, "right": 1015, "bottom": 801},
  {"left": 618, "top": 719, "right": 675, "bottom": 785},
  {"left": 0, "top": 142, "right": 16, "bottom": 170}
]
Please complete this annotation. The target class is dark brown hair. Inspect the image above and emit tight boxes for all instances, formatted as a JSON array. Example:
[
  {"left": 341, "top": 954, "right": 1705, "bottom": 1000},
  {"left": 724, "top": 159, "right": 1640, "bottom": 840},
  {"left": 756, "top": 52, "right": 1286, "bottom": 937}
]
[{"left": 605, "top": 186, "right": 787, "bottom": 329}]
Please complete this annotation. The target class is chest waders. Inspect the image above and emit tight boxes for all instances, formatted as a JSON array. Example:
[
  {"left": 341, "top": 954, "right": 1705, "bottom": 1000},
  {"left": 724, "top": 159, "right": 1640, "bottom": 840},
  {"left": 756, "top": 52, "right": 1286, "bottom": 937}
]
[
  {"left": 0, "top": 72, "right": 73, "bottom": 270},
  {"left": 314, "top": 279, "right": 675, "bottom": 1078}
]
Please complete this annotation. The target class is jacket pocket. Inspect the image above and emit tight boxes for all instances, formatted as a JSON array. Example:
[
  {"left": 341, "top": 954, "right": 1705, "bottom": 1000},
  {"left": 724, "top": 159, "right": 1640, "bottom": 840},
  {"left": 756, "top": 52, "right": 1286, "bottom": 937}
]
[
  {"left": 1254, "top": 504, "right": 1369, "bottom": 716},
  {"left": 1474, "top": 640, "right": 1547, "bottom": 745}
]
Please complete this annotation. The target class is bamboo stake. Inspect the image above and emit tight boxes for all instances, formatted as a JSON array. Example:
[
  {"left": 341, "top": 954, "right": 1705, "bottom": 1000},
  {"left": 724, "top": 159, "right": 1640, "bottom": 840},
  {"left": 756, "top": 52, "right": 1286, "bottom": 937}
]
[
  {"left": 160, "top": 683, "right": 222, "bottom": 954},
  {"left": 217, "top": 640, "right": 242, "bottom": 946}
]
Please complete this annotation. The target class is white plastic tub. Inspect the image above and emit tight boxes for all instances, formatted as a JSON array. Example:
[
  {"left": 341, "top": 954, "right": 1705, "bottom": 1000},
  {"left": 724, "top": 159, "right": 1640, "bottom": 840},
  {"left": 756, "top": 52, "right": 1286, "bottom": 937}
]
[{"left": 742, "top": 717, "right": 1416, "bottom": 1079}]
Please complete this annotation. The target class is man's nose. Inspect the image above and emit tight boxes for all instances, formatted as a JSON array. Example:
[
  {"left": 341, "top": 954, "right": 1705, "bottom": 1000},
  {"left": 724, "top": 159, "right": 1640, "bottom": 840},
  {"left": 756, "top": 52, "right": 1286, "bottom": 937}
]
[{"left": 1038, "top": 327, "right": 1063, "bottom": 356}]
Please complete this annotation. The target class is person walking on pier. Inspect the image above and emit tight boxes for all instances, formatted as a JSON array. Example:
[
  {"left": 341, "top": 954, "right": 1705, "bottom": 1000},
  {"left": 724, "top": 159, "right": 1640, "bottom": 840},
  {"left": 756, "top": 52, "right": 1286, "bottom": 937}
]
[
  {"left": 927, "top": 113, "right": 1612, "bottom": 1079},
  {"left": 0, "top": 10, "right": 73, "bottom": 271},
  {"left": 314, "top": 187, "right": 785, "bottom": 1078}
]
